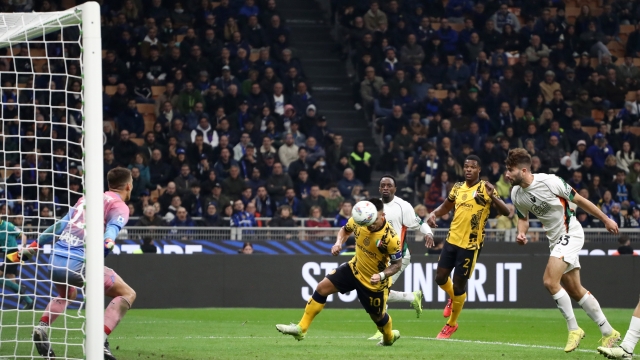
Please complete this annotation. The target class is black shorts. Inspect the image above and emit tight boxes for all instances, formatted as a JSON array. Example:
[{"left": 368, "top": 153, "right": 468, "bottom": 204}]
[
  {"left": 437, "top": 241, "right": 481, "bottom": 279},
  {"left": 326, "top": 263, "right": 388, "bottom": 315},
  {"left": 1, "top": 261, "right": 20, "bottom": 277}
]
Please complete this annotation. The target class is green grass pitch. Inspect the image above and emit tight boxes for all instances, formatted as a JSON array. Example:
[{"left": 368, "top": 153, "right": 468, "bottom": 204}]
[{"left": 0, "top": 308, "right": 635, "bottom": 359}]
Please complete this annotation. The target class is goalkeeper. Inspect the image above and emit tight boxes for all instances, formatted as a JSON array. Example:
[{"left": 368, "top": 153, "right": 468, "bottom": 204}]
[
  {"left": 0, "top": 217, "right": 34, "bottom": 309},
  {"left": 30, "top": 168, "right": 136, "bottom": 360}
]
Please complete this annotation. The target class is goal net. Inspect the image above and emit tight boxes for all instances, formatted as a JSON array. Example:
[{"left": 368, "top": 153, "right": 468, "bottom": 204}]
[{"left": 0, "top": 3, "right": 103, "bottom": 359}]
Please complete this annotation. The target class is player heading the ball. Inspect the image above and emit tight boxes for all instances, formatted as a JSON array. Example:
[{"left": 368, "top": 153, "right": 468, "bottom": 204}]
[{"left": 276, "top": 199, "right": 402, "bottom": 346}]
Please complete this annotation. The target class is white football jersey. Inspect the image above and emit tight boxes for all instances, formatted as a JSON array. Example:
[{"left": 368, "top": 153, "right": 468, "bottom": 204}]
[
  {"left": 511, "top": 173, "right": 582, "bottom": 243},
  {"left": 382, "top": 196, "right": 430, "bottom": 244}
]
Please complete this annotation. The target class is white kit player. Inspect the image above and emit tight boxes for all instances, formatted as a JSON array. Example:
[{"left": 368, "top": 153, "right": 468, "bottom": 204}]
[
  {"left": 505, "top": 149, "right": 620, "bottom": 353},
  {"left": 369, "top": 175, "right": 434, "bottom": 341},
  {"left": 30, "top": 168, "right": 137, "bottom": 360}
]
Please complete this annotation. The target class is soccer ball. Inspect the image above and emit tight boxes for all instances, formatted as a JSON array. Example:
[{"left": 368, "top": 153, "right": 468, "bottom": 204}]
[{"left": 352, "top": 201, "right": 378, "bottom": 226}]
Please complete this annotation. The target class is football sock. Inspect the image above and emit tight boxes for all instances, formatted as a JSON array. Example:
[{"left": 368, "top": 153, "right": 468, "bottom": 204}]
[
  {"left": 104, "top": 296, "right": 132, "bottom": 335},
  {"left": 375, "top": 313, "right": 393, "bottom": 343},
  {"left": 446, "top": 293, "right": 467, "bottom": 326},
  {"left": 439, "top": 277, "right": 454, "bottom": 299},
  {"left": 621, "top": 316, "right": 640, "bottom": 354},
  {"left": 0, "top": 278, "right": 20, "bottom": 293},
  {"left": 298, "top": 291, "right": 326, "bottom": 333},
  {"left": 578, "top": 291, "right": 613, "bottom": 336},
  {"left": 40, "top": 298, "right": 68, "bottom": 326},
  {"left": 387, "top": 290, "right": 413, "bottom": 303},
  {"left": 552, "top": 288, "right": 579, "bottom": 331}
]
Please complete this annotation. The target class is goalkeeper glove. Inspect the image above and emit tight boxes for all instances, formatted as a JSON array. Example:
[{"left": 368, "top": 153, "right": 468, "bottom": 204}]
[{"left": 104, "top": 238, "right": 115, "bottom": 257}]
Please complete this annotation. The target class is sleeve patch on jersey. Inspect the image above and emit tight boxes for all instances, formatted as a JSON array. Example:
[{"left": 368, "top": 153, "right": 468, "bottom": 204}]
[
  {"left": 116, "top": 216, "right": 125, "bottom": 225},
  {"left": 390, "top": 250, "right": 403, "bottom": 261}
]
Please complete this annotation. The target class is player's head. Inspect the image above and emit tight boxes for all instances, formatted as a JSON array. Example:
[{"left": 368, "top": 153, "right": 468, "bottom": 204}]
[
  {"left": 379, "top": 175, "right": 396, "bottom": 202},
  {"left": 366, "top": 198, "right": 385, "bottom": 231},
  {"left": 504, "top": 148, "right": 532, "bottom": 186},
  {"left": 464, "top": 155, "right": 482, "bottom": 182},
  {"left": 107, "top": 168, "right": 133, "bottom": 202}
]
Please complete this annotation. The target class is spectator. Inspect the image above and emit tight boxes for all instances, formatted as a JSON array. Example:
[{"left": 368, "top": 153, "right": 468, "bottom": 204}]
[
  {"left": 222, "top": 165, "right": 245, "bottom": 200},
  {"left": 118, "top": 99, "right": 145, "bottom": 138},
  {"left": 334, "top": 201, "right": 352, "bottom": 227},
  {"left": 586, "top": 133, "right": 615, "bottom": 170},
  {"left": 268, "top": 205, "right": 296, "bottom": 227},
  {"left": 338, "top": 168, "right": 364, "bottom": 199},
  {"left": 609, "top": 169, "right": 631, "bottom": 205},
  {"left": 231, "top": 199, "right": 257, "bottom": 227},
  {"left": 136, "top": 205, "right": 165, "bottom": 226},
  {"left": 304, "top": 206, "right": 331, "bottom": 229},
  {"left": 177, "top": 81, "right": 204, "bottom": 114},
  {"left": 400, "top": 34, "right": 425, "bottom": 66},
  {"left": 616, "top": 235, "right": 634, "bottom": 254},
  {"left": 149, "top": 149, "right": 172, "bottom": 187},
  {"left": 169, "top": 206, "right": 196, "bottom": 227},
  {"left": 302, "top": 185, "right": 327, "bottom": 216},
  {"left": 277, "top": 187, "right": 302, "bottom": 217},
  {"left": 254, "top": 185, "right": 276, "bottom": 218},
  {"left": 349, "top": 141, "right": 373, "bottom": 184},
  {"left": 174, "top": 164, "right": 197, "bottom": 194},
  {"left": 278, "top": 133, "right": 299, "bottom": 170},
  {"left": 364, "top": 1, "right": 387, "bottom": 32},
  {"left": 113, "top": 130, "right": 139, "bottom": 167},
  {"left": 266, "top": 162, "right": 293, "bottom": 202},
  {"left": 238, "top": 242, "right": 254, "bottom": 254},
  {"left": 139, "top": 237, "right": 158, "bottom": 254}
]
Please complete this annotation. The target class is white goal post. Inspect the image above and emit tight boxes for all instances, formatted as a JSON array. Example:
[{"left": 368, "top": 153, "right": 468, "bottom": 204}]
[{"left": 0, "top": 2, "right": 103, "bottom": 359}]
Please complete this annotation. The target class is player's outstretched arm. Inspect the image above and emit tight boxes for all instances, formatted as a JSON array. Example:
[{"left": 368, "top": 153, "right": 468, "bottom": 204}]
[
  {"left": 572, "top": 193, "right": 619, "bottom": 234},
  {"left": 331, "top": 226, "right": 352, "bottom": 256},
  {"left": 36, "top": 213, "right": 71, "bottom": 246},
  {"left": 427, "top": 199, "right": 455, "bottom": 228},
  {"left": 370, "top": 259, "right": 402, "bottom": 285},
  {"left": 516, "top": 217, "right": 529, "bottom": 246},
  {"left": 484, "top": 182, "right": 510, "bottom": 216}
]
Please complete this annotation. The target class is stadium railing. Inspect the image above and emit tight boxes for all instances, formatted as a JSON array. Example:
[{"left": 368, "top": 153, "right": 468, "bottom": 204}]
[{"left": 114, "top": 227, "right": 637, "bottom": 243}]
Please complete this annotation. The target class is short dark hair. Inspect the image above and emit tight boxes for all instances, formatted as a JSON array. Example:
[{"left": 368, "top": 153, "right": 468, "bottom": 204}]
[
  {"left": 107, "top": 168, "right": 132, "bottom": 189},
  {"left": 465, "top": 155, "right": 482, "bottom": 167},
  {"left": 380, "top": 174, "right": 396, "bottom": 187},
  {"left": 368, "top": 198, "right": 384, "bottom": 211},
  {"left": 505, "top": 148, "right": 532, "bottom": 169}
]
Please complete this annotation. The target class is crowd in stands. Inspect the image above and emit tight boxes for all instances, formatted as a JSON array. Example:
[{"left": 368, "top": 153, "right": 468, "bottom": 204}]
[
  {"left": 340, "top": 0, "right": 640, "bottom": 228},
  {"left": 2, "top": 0, "right": 640, "bottom": 231}
]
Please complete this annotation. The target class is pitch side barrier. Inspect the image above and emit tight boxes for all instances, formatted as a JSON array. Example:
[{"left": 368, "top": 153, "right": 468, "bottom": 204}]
[{"left": 99, "top": 254, "right": 639, "bottom": 309}]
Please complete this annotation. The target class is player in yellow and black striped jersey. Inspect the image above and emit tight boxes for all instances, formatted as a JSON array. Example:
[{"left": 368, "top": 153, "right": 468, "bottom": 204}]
[
  {"left": 427, "top": 155, "right": 510, "bottom": 339},
  {"left": 275, "top": 198, "right": 402, "bottom": 346}
]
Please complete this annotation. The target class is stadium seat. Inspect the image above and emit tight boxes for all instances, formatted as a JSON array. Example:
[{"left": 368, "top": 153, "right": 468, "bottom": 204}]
[
  {"left": 102, "top": 49, "right": 106, "bottom": 58},
  {"left": 620, "top": 24, "right": 635, "bottom": 35},
  {"left": 176, "top": 34, "right": 185, "bottom": 43},
  {"left": 30, "top": 48, "right": 45, "bottom": 57},
  {"left": 591, "top": 109, "right": 604, "bottom": 122},
  {"left": 249, "top": 52, "right": 260, "bottom": 62},
  {"left": 152, "top": 86, "right": 166, "bottom": 98},
  {"left": 137, "top": 103, "right": 155, "bottom": 115},
  {"left": 630, "top": 127, "right": 640, "bottom": 136},
  {"left": 105, "top": 86, "right": 117, "bottom": 96},
  {"left": 582, "top": 126, "right": 598, "bottom": 137},
  {"left": 150, "top": 189, "right": 160, "bottom": 202},
  {"left": 514, "top": 107, "right": 524, "bottom": 119},
  {"left": 143, "top": 114, "right": 156, "bottom": 133},
  {"left": 435, "top": 90, "right": 448, "bottom": 99},
  {"left": 131, "top": 138, "right": 144, "bottom": 146}
]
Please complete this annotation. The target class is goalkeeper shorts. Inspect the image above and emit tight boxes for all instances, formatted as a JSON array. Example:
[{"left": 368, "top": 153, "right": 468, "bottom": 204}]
[{"left": 51, "top": 255, "right": 85, "bottom": 287}]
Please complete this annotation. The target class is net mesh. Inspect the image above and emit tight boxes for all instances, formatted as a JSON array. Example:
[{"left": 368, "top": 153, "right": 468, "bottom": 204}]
[{"left": 0, "top": 8, "right": 87, "bottom": 359}]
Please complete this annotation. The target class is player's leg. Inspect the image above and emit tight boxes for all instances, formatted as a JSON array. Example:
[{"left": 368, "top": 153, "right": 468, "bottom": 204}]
[
  {"left": 0, "top": 263, "right": 33, "bottom": 308},
  {"left": 276, "top": 264, "right": 343, "bottom": 340},
  {"left": 562, "top": 268, "right": 619, "bottom": 347},
  {"left": 34, "top": 255, "right": 82, "bottom": 358},
  {"left": 104, "top": 267, "right": 136, "bottom": 337},
  {"left": 435, "top": 242, "right": 456, "bottom": 318},
  {"left": 437, "top": 247, "right": 478, "bottom": 339},
  {"left": 359, "top": 287, "right": 399, "bottom": 346},
  {"left": 104, "top": 267, "right": 136, "bottom": 360},
  {"left": 543, "top": 255, "right": 584, "bottom": 352},
  {"left": 386, "top": 249, "right": 423, "bottom": 318},
  {"left": 598, "top": 297, "right": 640, "bottom": 359}
]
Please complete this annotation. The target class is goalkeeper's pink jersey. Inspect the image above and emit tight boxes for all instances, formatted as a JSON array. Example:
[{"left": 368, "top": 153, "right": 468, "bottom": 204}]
[{"left": 53, "top": 191, "right": 129, "bottom": 260}]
